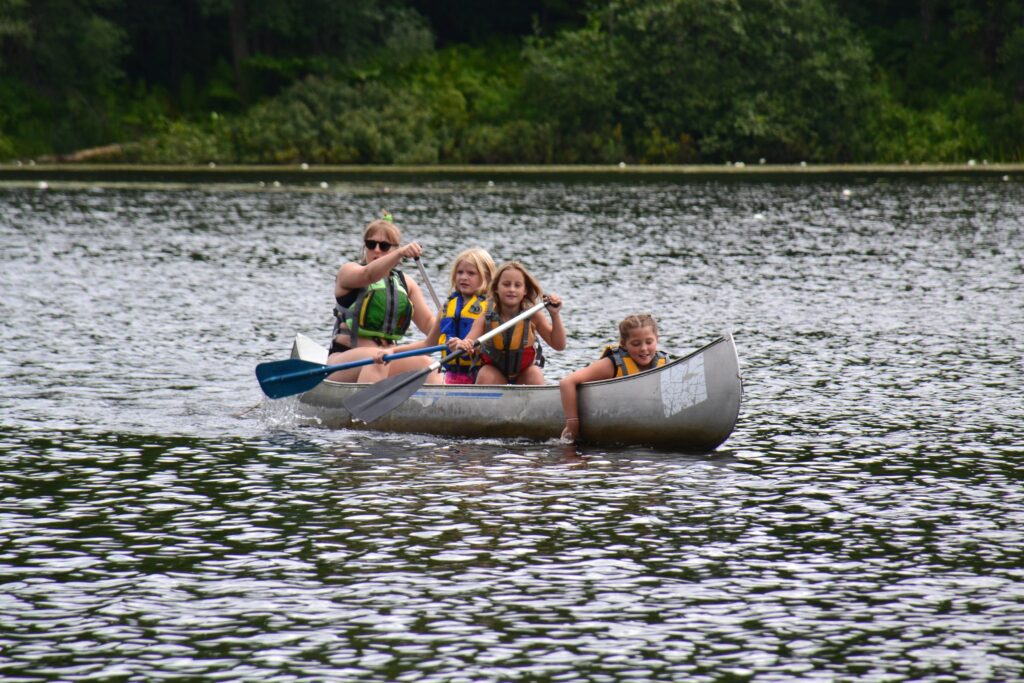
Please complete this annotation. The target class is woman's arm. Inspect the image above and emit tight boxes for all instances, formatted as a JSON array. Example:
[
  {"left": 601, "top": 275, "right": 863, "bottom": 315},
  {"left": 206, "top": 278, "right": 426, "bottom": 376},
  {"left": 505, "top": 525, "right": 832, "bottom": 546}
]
[
  {"left": 335, "top": 242, "right": 423, "bottom": 297},
  {"left": 558, "top": 357, "right": 615, "bottom": 441},
  {"left": 406, "top": 279, "right": 437, "bottom": 335}
]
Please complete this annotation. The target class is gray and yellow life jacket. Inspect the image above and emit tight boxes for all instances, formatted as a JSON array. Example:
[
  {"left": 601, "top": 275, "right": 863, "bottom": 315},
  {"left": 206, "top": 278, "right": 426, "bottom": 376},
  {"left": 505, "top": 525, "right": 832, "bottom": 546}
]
[
  {"left": 480, "top": 308, "right": 537, "bottom": 381},
  {"left": 601, "top": 345, "right": 668, "bottom": 377}
]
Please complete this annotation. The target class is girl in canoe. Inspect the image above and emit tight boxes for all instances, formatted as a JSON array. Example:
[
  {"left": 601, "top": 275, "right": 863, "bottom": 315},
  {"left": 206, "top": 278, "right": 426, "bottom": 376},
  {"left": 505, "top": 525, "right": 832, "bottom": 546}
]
[
  {"left": 559, "top": 313, "right": 668, "bottom": 443},
  {"left": 451, "top": 260, "right": 565, "bottom": 385},
  {"left": 326, "top": 214, "right": 436, "bottom": 383},
  {"left": 373, "top": 246, "right": 496, "bottom": 385}
]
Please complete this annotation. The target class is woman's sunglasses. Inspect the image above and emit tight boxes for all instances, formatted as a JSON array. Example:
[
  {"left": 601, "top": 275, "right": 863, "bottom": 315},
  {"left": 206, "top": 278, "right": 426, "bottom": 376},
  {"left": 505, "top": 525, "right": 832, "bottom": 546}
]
[{"left": 365, "top": 239, "right": 397, "bottom": 252}]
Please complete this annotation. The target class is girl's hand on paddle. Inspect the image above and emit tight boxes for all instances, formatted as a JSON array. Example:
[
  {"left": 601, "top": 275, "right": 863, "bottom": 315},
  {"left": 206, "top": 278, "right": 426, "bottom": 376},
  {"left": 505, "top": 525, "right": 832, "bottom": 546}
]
[
  {"left": 455, "top": 338, "right": 475, "bottom": 355},
  {"left": 446, "top": 337, "right": 462, "bottom": 353},
  {"left": 398, "top": 242, "right": 422, "bottom": 261},
  {"left": 544, "top": 294, "right": 562, "bottom": 311}
]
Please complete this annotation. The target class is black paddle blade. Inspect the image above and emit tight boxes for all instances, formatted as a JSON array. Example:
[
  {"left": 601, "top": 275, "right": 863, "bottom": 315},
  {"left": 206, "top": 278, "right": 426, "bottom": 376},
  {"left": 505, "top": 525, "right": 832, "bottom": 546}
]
[
  {"left": 256, "top": 358, "right": 329, "bottom": 399},
  {"left": 343, "top": 366, "right": 435, "bottom": 423}
]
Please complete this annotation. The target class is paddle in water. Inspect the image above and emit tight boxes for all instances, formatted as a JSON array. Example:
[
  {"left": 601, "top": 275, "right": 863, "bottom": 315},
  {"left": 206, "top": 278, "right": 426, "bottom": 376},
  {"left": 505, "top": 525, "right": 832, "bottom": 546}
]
[
  {"left": 256, "top": 345, "right": 447, "bottom": 399},
  {"left": 343, "top": 299, "right": 549, "bottom": 423}
]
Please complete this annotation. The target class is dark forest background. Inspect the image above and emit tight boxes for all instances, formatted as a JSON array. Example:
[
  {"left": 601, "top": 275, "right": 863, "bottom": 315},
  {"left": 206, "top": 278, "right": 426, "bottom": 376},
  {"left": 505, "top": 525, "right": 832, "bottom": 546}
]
[{"left": 2, "top": 0, "right": 1022, "bottom": 164}]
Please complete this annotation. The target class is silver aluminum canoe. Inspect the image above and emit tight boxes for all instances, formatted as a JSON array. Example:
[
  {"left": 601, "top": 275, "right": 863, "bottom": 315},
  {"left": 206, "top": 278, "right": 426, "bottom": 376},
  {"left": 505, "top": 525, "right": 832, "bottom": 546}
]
[{"left": 288, "top": 333, "right": 743, "bottom": 452}]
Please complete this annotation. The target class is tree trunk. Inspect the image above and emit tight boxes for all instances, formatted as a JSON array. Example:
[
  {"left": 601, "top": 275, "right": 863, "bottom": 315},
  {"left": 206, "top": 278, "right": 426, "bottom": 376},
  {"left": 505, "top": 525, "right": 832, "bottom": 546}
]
[
  {"left": 229, "top": 0, "right": 249, "bottom": 100},
  {"left": 920, "top": 0, "right": 934, "bottom": 43}
]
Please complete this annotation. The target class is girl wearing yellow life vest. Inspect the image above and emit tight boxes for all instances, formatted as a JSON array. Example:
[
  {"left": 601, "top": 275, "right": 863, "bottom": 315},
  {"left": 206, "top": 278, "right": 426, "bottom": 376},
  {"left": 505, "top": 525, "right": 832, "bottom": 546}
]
[
  {"left": 326, "top": 215, "right": 436, "bottom": 383},
  {"left": 373, "top": 247, "right": 496, "bottom": 385},
  {"left": 451, "top": 261, "right": 566, "bottom": 385},
  {"left": 558, "top": 314, "right": 667, "bottom": 443}
]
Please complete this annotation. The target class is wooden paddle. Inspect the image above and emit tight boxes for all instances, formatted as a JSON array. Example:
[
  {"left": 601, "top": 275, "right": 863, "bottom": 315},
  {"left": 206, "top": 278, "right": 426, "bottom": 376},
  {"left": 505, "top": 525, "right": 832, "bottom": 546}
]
[
  {"left": 343, "top": 299, "right": 549, "bottom": 423},
  {"left": 256, "top": 345, "right": 447, "bottom": 399}
]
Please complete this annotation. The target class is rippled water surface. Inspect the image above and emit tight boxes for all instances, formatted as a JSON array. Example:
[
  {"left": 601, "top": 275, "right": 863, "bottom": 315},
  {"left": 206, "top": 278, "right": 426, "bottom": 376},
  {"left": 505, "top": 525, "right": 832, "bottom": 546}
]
[{"left": 2, "top": 175, "right": 1022, "bottom": 681}]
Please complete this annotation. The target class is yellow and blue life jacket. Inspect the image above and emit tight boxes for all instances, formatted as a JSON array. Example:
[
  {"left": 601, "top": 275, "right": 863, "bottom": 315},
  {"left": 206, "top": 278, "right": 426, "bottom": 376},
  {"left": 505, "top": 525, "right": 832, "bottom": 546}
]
[{"left": 438, "top": 292, "right": 488, "bottom": 373}]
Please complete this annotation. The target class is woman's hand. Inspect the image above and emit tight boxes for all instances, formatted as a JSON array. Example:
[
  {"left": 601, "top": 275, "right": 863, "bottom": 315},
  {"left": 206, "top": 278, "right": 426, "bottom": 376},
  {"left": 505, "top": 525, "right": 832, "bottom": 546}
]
[
  {"left": 398, "top": 242, "right": 423, "bottom": 260},
  {"left": 372, "top": 350, "right": 388, "bottom": 365}
]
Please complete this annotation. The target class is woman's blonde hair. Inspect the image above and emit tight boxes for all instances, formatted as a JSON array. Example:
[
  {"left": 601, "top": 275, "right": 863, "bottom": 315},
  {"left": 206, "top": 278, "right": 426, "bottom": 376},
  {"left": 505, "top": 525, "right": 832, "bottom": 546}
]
[
  {"left": 361, "top": 217, "right": 402, "bottom": 263},
  {"left": 490, "top": 261, "right": 543, "bottom": 311},
  {"left": 619, "top": 314, "right": 659, "bottom": 344},
  {"left": 449, "top": 247, "right": 496, "bottom": 297}
]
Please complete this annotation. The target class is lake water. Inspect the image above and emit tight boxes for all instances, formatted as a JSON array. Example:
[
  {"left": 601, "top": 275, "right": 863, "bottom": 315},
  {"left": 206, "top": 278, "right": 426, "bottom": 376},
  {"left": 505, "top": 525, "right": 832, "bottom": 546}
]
[{"left": 2, "top": 173, "right": 1022, "bottom": 681}]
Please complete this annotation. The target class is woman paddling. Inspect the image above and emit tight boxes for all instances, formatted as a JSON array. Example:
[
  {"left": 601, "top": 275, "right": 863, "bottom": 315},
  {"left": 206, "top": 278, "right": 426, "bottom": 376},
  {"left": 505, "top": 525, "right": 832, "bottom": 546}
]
[{"left": 326, "top": 214, "right": 436, "bottom": 383}]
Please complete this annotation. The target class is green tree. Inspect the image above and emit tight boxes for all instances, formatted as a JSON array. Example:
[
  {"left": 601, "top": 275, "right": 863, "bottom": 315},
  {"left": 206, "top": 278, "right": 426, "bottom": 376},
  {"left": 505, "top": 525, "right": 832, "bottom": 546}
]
[
  {"left": 525, "top": 0, "right": 876, "bottom": 162},
  {"left": 0, "top": 0, "right": 128, "bottom": 153},
  {"left": 0, "top": 0, "right": 30, "bottom": 59},
  {"left": 834, "top": 0, "right": 1024, "bottom": 161},
  {"left": 194, "top": 0, "right": 433, "bottom": 102}
]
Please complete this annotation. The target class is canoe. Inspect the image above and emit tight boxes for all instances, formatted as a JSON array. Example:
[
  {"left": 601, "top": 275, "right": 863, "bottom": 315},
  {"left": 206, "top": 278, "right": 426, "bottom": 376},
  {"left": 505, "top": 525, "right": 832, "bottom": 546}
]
[{"left": 287, "top": 332, "right": 743, "bottom": 452}]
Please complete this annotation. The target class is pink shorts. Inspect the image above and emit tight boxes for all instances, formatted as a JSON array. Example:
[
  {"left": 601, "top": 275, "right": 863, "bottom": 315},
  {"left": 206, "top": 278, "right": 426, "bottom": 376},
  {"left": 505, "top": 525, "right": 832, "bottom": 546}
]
[{"left": 444, "top": 371, "right": 475, "bottom": 385}]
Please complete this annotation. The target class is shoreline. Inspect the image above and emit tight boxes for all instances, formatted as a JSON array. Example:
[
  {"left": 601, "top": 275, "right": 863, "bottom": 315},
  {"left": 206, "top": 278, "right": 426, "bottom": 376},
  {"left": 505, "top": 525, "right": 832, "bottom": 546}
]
[{"left": 2, "top": 162, "right": 1020, "bottom": 184}]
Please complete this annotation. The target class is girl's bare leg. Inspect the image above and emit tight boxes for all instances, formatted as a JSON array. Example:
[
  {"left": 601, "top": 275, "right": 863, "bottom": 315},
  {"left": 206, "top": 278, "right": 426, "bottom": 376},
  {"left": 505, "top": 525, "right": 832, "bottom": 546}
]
[
  {"left": 326, "top": 347, "right": 379, "bottom": 382},
  {"left": 515, "top": 365, "right": 546, "bottom": 385},
  {"left": 386, "top": 354, "right": 432, "bottom": 376},
  {"left": 474, "top": 365, "right": 508, "bottom": 385}
]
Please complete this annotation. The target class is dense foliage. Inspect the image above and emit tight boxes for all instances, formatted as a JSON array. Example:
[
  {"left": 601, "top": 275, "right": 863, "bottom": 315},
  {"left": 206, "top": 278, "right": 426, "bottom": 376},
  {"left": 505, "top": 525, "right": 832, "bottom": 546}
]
[
  {"left": 522, "top": 0, "right": 876, "bottom": 162},
  {"left": 2, "top": 0, "right": 1022, "bottom": 163}
]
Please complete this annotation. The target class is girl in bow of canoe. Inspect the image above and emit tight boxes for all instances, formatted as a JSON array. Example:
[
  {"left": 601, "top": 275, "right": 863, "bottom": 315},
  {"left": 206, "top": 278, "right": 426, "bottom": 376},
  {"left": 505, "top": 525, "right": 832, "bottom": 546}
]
[
  {"left": 326, "top": 214, "right": 436, "bottom": 383},
  {"left": 372, "top": 246, "right": 497, "bottom": 385},
  {"left": 450, "top": 260, "right": 566, "bottom": 385},
  {"left": 559, "top": 314, "right": 668, "bottom": 443}
]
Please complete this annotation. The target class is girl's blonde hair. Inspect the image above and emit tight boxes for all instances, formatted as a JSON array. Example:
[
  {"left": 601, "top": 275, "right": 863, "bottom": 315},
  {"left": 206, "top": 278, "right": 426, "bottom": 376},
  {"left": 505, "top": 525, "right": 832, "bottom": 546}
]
[
  {"left": 619, "top": 314, "right": 659, "bottom": 344},
  {"left": 490, "top": 261, "right": 543, "bottom": 311},
  {"left": 360, "top": 217, "right": 402, "bottom": 263},
  {"left": 449, "top": 247, "right": 496, "bottom": 297}
]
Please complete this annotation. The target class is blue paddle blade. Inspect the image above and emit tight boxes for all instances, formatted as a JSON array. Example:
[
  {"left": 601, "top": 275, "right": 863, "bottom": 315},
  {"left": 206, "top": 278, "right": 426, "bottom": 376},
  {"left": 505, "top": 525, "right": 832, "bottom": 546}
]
[{"left": 256, "top": 358, "right": 331, "bottom": 399}]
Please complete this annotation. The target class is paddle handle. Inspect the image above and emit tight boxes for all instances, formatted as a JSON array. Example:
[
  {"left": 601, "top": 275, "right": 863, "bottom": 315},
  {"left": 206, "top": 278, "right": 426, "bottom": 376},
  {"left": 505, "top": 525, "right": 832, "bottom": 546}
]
[
  {"left": 475, "top": 299, "right": 548, "bottom": 346},
  {"left": 415, "top": 257, "right": 442, "bottom": 311},
  {"left": 280, "top": 345, "right": 447, "bottom": 382}
]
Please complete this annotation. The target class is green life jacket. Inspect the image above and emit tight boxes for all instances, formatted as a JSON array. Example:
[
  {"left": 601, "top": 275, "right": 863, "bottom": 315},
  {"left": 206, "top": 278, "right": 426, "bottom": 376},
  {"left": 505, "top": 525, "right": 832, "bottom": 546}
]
[{"left": 333, "top": 269, "right": 413, "bottom": 344}]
